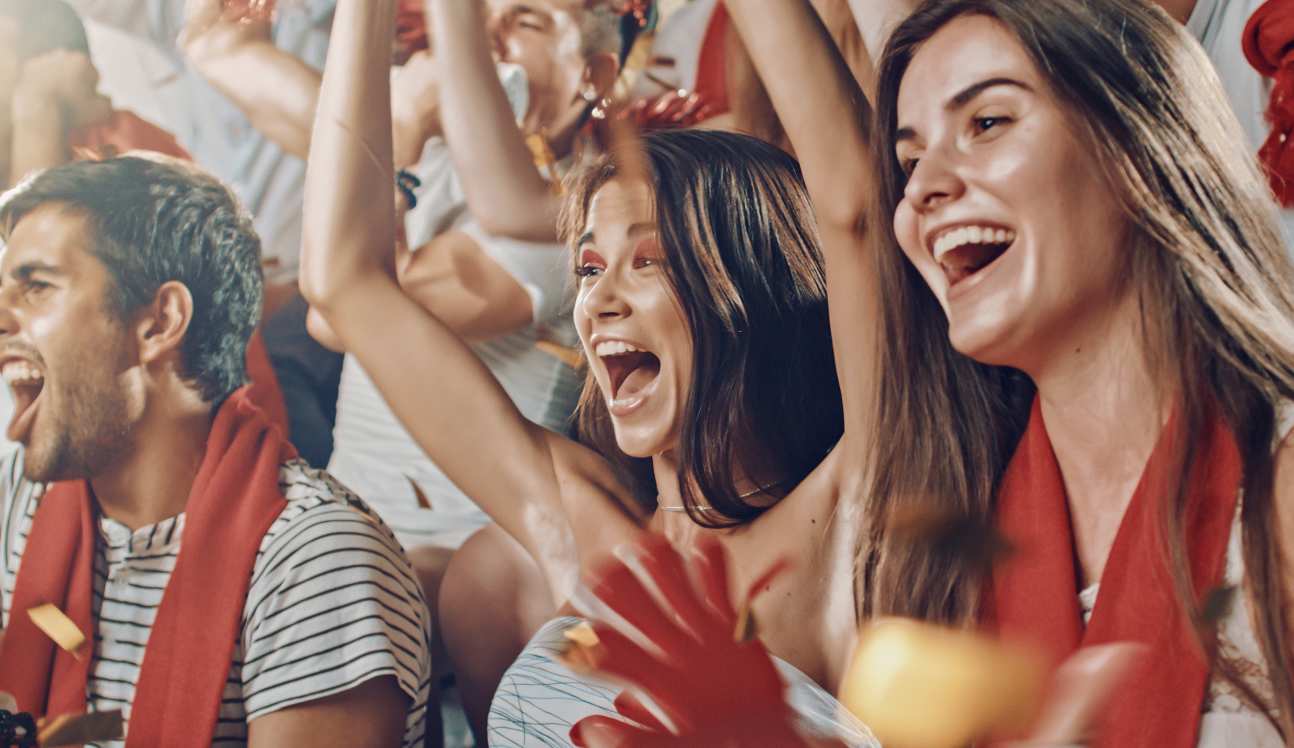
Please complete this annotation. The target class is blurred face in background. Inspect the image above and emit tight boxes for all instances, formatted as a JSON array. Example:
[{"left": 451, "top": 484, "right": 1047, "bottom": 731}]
[{"left": 485, "top": 0, "right": 607, "bottom": 142}]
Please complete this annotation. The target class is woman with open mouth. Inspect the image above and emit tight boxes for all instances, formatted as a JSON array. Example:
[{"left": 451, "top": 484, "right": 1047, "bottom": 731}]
[
  {"left": 299, "top": 0, "right": 892, "bottom": 745},
  {"left": 870, "top": 1, "right": 1294, "bottom": 743},
  {"left": 565, "top": 0, "right": 1294, "bottom": 745}
]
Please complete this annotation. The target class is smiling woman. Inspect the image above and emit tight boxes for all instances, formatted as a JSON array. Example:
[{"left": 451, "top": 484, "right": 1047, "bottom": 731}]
[
  {"left": 563, "top": 130, "right": 843, "bottom": 520},
  {"left": 302, "top": 1, "right": 878, "bottom": 745},
  {"left": 862, "top": 1, "right": 1294, "bottom": 744}
]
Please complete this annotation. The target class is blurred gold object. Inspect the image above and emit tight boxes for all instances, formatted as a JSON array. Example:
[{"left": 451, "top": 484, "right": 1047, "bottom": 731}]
[
  {"left": 840, "top": 618, "right": 1045, "bottom": 748},
  {"left": 27, "top": 604, "right": 86, "bottom": 659},
  {"left": 38, "top": 709, "right": 124, "bottom": 746},
  {"left": 524, "top": 133, "right": 563, "bottom": 194},
  {"left": 563, "top": 622, "right": 600, "bottom": 649},
  {"left": 558, "top": 623, "right": 603, "bottom": 673}
]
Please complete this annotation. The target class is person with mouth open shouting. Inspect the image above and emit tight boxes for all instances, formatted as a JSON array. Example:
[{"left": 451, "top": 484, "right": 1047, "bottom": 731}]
[
  {"left": 568, "top": 0, "right": 1294, "bottom": 745},
  {"left": 300, "top": 0, "right": 887, "bottom": 745},
  {"left": 0, "top": 156, "right": 433, "bottom": 747}
]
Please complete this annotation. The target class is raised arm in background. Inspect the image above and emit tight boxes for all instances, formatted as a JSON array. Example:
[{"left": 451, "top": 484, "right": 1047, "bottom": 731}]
[
  {"left": 7, "top": 51, "right": 111, "bottom": 188},
  {"left": 725, "top": 0, "right": 882, "bottom": 454},
  {"left": 180, "top": 0, "right": 536, "bottom": 351},
  {"left": 723, "top": 0, "right": 874, "bottom": 149},
  {"left": 300, "top": 0, "right": 634, "bottom": 601},
  {"left": 179, "top": 0, "right": 319, "bottom": 159},
  {"left": 426, "top": 0, "right": 618, "bottom": 242}
]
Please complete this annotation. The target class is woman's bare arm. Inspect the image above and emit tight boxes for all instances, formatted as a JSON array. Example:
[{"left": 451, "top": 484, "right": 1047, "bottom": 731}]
[
  {"left": 725, "top": 0, "right": 881, "bottom": 457},
  {"left": 426, "top": 0, "right": 562, "bottom": 242},
  {"left": 300, "top": 0, "right": 632, "bottom": 583}
]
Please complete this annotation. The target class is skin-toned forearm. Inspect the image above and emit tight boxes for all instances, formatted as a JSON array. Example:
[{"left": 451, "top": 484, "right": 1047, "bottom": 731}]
[
  {"left": 726, "top": 0, "right": 881, "bottom": 450},
  {"left": 7, "top": 100, "right": 69, "bottom": 188},
  {"left": 300, "top": 0, "right": 399, "bottom": 303},
  {"left": 300, "top": 0, "right": 575, "bottom": 557},
  {"left": 190, "top": 41, "right": 321, "bottom": 160},
  {"left": 726, "top": 0, "right": 874, "bottom": 231},
  {"left": 305, "top": 306, "right": 345, "bottom": 352},
  {"left": 428, "top": 0, "right": 560, "bottom": 242}
]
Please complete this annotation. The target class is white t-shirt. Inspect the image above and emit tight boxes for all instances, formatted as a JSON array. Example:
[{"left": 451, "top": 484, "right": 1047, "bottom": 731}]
[
  {"left": 1187, "top": 0, "right": 1294, "bottom": 249},
  {"left": 0, "top": 452, "right": 433, "bottom": 747}
]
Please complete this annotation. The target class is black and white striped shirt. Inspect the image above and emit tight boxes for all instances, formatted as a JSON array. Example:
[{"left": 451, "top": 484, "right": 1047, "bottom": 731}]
[{"left": 0, "top": 450, "right": 433, "bottom": 747}]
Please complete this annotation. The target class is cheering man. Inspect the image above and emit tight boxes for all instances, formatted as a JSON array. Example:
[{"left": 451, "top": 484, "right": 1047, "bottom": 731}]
[{"left": 0, "top": 156, "right": 432, "bottom": 747}]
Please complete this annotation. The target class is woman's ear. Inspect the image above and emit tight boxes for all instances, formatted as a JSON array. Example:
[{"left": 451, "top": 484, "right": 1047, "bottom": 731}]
[{"left": 135, "top": 281, "right": 194, "bottom": 365}]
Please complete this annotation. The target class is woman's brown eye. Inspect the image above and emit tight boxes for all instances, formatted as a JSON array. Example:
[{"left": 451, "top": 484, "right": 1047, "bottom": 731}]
[{"left": 973, "top": 115, "right": 1011, "bottom": 133}]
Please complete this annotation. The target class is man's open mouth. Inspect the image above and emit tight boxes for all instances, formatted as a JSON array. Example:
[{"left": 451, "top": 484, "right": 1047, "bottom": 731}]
[{"left": 2, "top": 359, "right": 45, "bottom": 443}]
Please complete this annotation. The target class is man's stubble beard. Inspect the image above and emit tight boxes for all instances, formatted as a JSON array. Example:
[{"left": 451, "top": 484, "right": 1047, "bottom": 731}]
[{"left": 22, "top": 354, "right": 135, "bottom": 485}]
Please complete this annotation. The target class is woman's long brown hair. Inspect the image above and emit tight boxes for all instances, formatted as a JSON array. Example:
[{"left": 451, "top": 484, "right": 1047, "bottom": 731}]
[{"left": 866, "top": 0, "right": 1294, "bottom": 736}]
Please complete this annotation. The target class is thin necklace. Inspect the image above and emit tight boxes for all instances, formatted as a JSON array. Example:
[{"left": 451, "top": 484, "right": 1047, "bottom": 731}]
[{"left": 657, "top": 480, "right": 786, "bottom": 513}]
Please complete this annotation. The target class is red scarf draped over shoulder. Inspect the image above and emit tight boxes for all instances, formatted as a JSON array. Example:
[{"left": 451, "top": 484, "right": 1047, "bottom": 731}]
[
  {"left": 0, "top": 388, "right": 293, "bottom": 747},
  {"left": 987, "top": 398, "right": 1240, "bottom": 746}
]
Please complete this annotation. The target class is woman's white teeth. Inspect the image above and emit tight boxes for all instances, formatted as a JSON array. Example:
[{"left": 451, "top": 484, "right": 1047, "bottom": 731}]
[
  {"left": 1, "top": 362, "right": 42, "bottom": 385},
  {"left": 595, "top": 340, "right": 645, "bottom": 357},
  {"left": 933, "top": 226, "right": 1016, "bottom": 259}
]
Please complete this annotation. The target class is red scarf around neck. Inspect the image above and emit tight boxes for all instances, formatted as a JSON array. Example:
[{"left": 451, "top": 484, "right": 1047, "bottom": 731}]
[
  {"left": 987, "top": 397, "right": 1240, "bottom": 746},
  {"left": 0, "top": 388, "right": 292, "bottom": 747}
]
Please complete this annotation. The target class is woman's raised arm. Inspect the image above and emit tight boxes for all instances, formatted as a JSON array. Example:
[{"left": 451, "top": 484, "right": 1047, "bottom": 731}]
[
  {"left": 725, "top": 0, "right": 883, "bottom": 455},
  {"left": 428, "top": 0, "right": 562, "bottom": 242},
  {"left": 299, "top": 0, "right": 626, "bottom": 582}
]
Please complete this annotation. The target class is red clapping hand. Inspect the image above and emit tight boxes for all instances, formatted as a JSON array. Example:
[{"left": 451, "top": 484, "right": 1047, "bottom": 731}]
[{"left": 567, "top": 534, "right": 834, "bottom": 747}]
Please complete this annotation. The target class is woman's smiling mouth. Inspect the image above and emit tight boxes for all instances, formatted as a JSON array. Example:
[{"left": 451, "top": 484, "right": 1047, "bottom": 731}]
[{"left": 930, "top": 224, "right": 1017, "bottom": 287}]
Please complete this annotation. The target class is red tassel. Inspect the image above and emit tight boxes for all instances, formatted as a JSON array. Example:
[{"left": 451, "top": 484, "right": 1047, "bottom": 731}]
[{"left": 1243, "top": 0, "right": 1294, "bottom": 206}]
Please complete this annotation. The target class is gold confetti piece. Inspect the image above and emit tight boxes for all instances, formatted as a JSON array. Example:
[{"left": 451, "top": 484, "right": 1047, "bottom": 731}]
[
  {"left": 525, "top": 133, "right": 563, "bottom": 194},
  {"left": 840, "top": 618, "right": 1044, "bottom": 748},
  {"left": 732, "top": 604, "right": 758, "bottom": 643},
  {"left": 27, "top": 604, "right": 86, "bottom": 659},
  {"left": 38, "top": 710, "right": 124, "bottom": 747},
  {"left": 558, "top": 623, "right": 604, "bottom": 673},
  {"left": 563, "top": 622, "right": 600, "bottom": 649},
  {"left": 405, "top": 476, "right": 432, "bottom": 510},
  {"left": 534, "top": 340, "right": 583, "bottom": 369}
]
